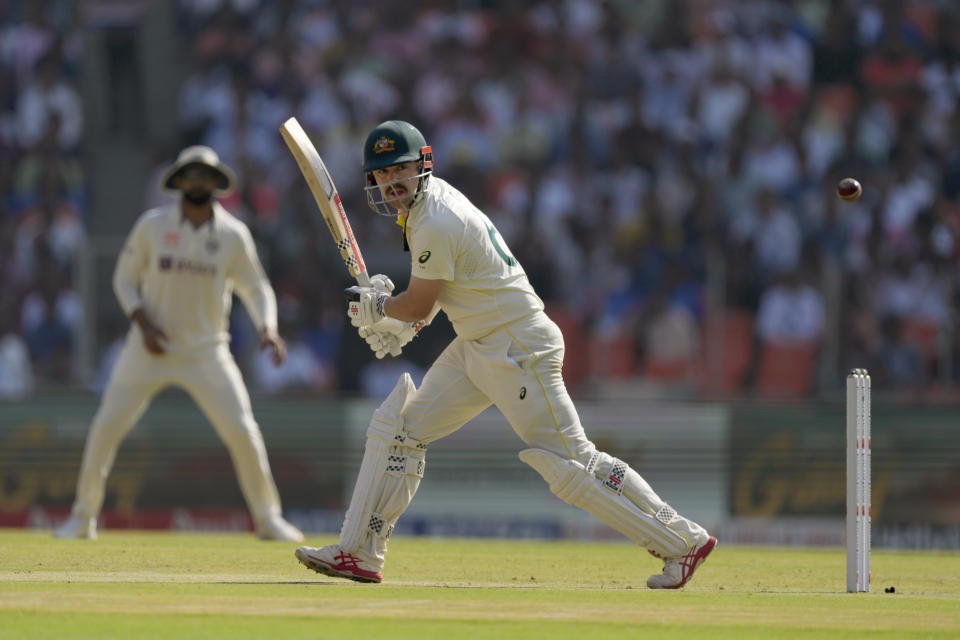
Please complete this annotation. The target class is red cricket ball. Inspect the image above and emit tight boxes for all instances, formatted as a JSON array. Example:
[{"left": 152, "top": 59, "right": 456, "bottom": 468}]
[{"left": 837, "top": 178, "right": 862, "bottom": 202}]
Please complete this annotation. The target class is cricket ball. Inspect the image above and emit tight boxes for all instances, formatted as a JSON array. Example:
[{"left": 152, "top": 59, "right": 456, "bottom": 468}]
[{"left": 837, "top": 177, "right": 862, "bottom": 202}]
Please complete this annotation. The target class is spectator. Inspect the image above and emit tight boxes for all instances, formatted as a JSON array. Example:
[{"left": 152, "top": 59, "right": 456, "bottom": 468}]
[
  {"left": 755, "top": 270, "right": 825, "bottom": 344},
  {"left": 874, "top": 253, "right": 947, "bottom": 325},
  {"left": 19, "top": 245, "right": 78, "bottom": 383},
  {"left": 732, "top": 187, "right": 803, "bottom": 281},
  {"left": 876, "top": 314, "right": 927, "bottom": 391},
  {"left": 15, "top": 52, "right": 82, "bottom": 151},
  {"left": 0, "top": 309, "right": 33, "bottom": 398},
  {"left": 638, "top": 288, "right": 700, "bottom": 375},
  {"left": 253, "top": 298, "right": 333, "bottom": 395},
  {"left": 9, "top": 1, "right": 960, "bottom": 397}
]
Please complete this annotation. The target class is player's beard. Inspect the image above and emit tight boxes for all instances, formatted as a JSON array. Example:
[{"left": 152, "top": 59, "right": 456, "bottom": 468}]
[{"left": 183, "top": 189, "right": 213, "bottom": 205}]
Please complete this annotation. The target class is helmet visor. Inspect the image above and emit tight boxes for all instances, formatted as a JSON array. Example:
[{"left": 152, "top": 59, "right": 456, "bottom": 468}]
[{"left": 364, "top": 167, "right": 431, "bottom": 217}]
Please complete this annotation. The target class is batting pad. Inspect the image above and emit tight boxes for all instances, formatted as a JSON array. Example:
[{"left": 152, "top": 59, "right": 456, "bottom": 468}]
[
  {"left": 519, "top": 448, "right": 693, "bottom": 557},
  {"left": 340, "top": 373, "right": 427, "bottom": 563}
]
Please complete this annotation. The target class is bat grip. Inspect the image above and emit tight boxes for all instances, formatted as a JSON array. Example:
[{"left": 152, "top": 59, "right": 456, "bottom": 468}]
[{"left": 356, "top": 270, "right": 371, "bottom": 287}]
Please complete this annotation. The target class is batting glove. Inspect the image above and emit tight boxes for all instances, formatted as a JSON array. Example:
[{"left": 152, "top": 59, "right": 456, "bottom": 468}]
[
  {"left": 345, "top": 286, "right": 387, "bottom": 327},
  {"left": 359, "top": 327, "right": 402, "bottom": 359},
  {"left": 369, "top": 273, "right": 395, "bottom": 295},
  {"left": 358, "top": 317, "right": 425, "bottom": 359},
  {"left": 357, "top": 318, "right": 426, "bottom": 358}
]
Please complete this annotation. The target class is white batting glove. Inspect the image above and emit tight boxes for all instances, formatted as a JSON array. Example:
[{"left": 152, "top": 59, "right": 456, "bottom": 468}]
[
  {"left": 345, "top": 286, "right": 387, "bottom": 327},
  {"left": 357, "top": 317, "right": 425, "bottom": 359},
  {"left": 369, "top": 273, "right": 395, "bottom": 295},
  {"left": 378, "top": 317, "right": 425, "bottom": 348},
  {"left": 359, "top": 326, "right": 402, "bottom": 359}
]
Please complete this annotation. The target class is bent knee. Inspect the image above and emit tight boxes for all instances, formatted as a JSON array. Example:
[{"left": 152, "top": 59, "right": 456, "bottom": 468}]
[{"left": 521, "top": 441, "right": 597, "bottom": 468}]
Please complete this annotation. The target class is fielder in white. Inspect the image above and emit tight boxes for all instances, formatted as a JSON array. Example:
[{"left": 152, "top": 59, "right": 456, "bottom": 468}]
[
  {"left": 295, "top": 121, "right": 716, "bottom": 587},
  {"left": 55, "top": 146, "right": 303, "bottom": 542}
]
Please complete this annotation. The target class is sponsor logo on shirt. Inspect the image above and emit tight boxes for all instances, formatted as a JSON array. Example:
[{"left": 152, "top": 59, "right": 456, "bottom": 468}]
[
  {"left": 175, "top": 259, "right": 217, "bottom": 276},
  {"left": 158, "top": 255, "right": 217, "bottom": 276},
  {"left": 164, "top": 232, "right": 180, "bottom": 247}
]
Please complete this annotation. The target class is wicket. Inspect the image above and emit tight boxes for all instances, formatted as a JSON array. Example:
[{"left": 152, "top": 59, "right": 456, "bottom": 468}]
[{"left": 846, "top": 368, "right": 871, "bottom": 592}]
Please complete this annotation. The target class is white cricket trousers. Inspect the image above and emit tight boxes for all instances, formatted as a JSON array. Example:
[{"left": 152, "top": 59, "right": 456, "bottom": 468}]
[
  {"left": 404, "top": 312, "right": 592, "bottom": 458},
  {"left": 401, "top": 311, "right": 706, "bottom": 549},
  {"left": 68, "top": 336, "right": 283, "bottom": 524}
]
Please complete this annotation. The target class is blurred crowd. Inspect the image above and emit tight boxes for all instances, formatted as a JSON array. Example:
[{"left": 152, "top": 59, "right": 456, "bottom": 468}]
[
  {"left": 0, "top": 0, "right": 83, "bottom": 396},
  {"left": 3, "top": 0, "right": 960, "bottom": 400}
]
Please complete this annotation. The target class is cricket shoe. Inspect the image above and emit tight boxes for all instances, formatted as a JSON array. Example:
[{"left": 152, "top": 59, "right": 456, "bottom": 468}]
[
  {"left": 295, "top": 544, "right": 383, "bottom": 583},
  {"left": 256, "top": 516, "right": 304, "bottom": 542},
  {"left": 53, "top": 514, "right": 97, "bottom": 539},
  {"left": 646, "top": 535, "right": 717, "bottom": 589}
]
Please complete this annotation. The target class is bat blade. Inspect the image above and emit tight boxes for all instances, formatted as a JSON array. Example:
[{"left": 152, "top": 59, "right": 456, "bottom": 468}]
[{"left": 279, "top": 117, "right": 370, "bottom": 287}]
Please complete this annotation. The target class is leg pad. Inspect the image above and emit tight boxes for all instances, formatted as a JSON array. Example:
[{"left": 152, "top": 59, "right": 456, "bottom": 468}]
[{"left": 520, "top": 447, "right": 688, "bottom": 556}]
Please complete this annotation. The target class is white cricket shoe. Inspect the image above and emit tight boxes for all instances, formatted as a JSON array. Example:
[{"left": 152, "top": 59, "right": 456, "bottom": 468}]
[
  {"left": 646, "top": 535, "right": 717, "bottom": 589},
  {"left": 53, "top": 514, "right": 97, "bottom": 539},
  {"left": 295, "top": 544, "right": 383, "bottom": 583},
  {"left": 256, "top": 517, "right": 304, "bottom": 542}
]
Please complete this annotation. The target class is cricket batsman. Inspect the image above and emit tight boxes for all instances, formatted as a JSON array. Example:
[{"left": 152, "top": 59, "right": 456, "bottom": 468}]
[
  {"left": 55, "top": 146, "right": 303, "bottom": 542},
  {"left": 295, "top": 121, "right": 716, "bottom": 587}
]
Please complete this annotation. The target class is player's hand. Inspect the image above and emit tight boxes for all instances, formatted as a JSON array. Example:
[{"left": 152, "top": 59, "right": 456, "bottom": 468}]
[
  {"left": 357, "top": 317, "right": 425, "bottom": 359},
  {"left": 260, "top": 329, "right": 287, "bottom": 366},
  {"left": 141, "top": 325, "right": 168, "bottom": 355},
  {"left": 369, "top": 273, "right": 395, "bottom": 295},
  {"left": 345, "top": 286, "right": 387, "bottom": 327},
  {"left": 358, "top": 326, "right": 402, "bottom": 359},
  {"left": 372, "top": 316, "right": 425, "bottom": 348},
  {"left": 131, "top": 308, "right": 168, "bottom": 355}
]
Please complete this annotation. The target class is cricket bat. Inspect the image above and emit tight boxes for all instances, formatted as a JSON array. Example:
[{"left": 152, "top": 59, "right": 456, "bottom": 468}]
[{"left": 279, "top": 116, "right": 371, "bottom": 287}]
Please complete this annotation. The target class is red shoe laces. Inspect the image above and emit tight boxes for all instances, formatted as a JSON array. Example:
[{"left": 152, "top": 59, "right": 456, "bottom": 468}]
[{"left": 334, "top": 552, "right": 363, "bottom": 569}]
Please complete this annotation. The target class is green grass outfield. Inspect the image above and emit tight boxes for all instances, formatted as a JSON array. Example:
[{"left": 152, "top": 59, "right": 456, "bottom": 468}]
[{"left": 1, "top": 528, "right": 958, "bottom": 639}]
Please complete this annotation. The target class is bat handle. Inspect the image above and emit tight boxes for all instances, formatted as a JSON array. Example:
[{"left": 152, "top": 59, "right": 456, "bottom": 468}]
[{"left": 355, "top": 270, "right": 371, "bottom": 288}]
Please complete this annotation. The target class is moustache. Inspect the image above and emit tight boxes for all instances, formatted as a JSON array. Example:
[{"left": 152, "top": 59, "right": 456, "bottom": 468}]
[{"left": 183, "top": 190, "right": 213, "bottom": 205}]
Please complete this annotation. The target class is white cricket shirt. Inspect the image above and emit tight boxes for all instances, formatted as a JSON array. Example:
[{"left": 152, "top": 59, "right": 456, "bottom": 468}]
[
  {"left": 405, "top": 177, "right": 543, "bottom": 340},
  {"left": 113, "top": 202, "right": 277, "bottom": 353}
]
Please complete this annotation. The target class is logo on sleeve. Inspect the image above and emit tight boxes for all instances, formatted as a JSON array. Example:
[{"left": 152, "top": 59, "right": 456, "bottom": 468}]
[
  {"left": 486, "top": 224, "right": 517, "bottom": 267},
  {"left": 519, "top": 386, "right": 527, "bottom": 400},
  {"left": 418, "top": 250, "right": 432, "bottom": 264}
]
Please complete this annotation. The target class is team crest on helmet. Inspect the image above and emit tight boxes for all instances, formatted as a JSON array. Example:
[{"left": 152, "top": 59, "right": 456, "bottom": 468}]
[{"left": 373, "top": 136, "right": 396, "bottom": 154}]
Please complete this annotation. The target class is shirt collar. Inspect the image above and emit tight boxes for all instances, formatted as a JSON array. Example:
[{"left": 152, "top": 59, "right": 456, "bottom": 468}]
[
  {"left": 395, "top": 189, "right": 427, "bottom": 228},
  {"left": 179, "top": 201, "right": 218, "bottom": 231},
  {"left": 395, "top": 186, "right": 428, "bottom": 250}
]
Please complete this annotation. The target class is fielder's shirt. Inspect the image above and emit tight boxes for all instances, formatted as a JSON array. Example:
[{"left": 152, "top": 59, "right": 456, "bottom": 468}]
[
  {"left": 113, "top": 202, "right": 277, "bottom": 352},
  {"left": 405, "top": 177, "right": 543, "bottom": 340}
]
